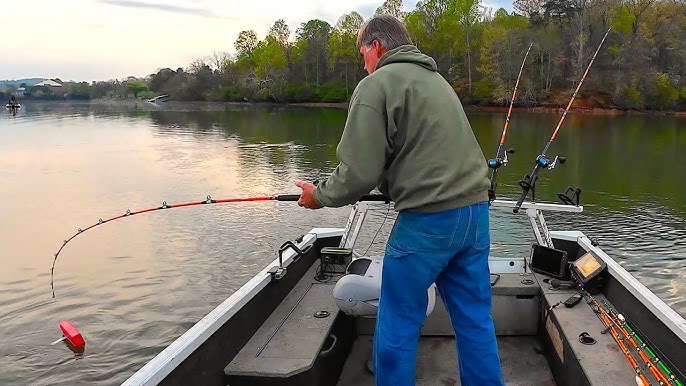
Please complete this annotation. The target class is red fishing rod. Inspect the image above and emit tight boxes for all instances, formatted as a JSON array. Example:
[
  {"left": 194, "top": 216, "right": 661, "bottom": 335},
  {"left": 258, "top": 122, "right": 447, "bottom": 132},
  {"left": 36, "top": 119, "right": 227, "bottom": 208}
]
[
  {"left": 488, "top": 42, "right": 533, "bottom": 204},
  {"left": 513, "top": 28, "right": 611, "bottom": 213},
  {"left": 50, "top": 193, "right": 389, "bottom": 297}
]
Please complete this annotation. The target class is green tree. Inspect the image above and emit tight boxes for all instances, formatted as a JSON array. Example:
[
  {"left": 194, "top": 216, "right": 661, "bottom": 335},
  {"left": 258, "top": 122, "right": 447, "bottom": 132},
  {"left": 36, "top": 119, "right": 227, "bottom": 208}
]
[
  {"left": 252, "top": 35, "right": 288, "bottom": 101},
  {"left": 127, "top": 81, "right": 149, "bottom": 98},
  {"left": 330, "top": 11, "right": 365, "bottom": 95},
  {"left": 479, "top": 9, "right": 529, "bottom": 104},
  {"left": 375, "top": 0, "right": 407, "bottom": 19},
  {"left": 336, "top": 11, "right": 364, "bottom": 32},
  {"left": 296, "top": 19, "right": 332, "bottom": 87},
  {"left": 456, "top": 0, "right": 481, "bottom": 92},
  {"left": 235, "top": 30, "right": 258, "bottom": 59},
  {"left": 44, "top": 0, "right": 686, "bottom": 110},
  {"left": 269, "top": 19, "right": 291, "bottom": 46}
]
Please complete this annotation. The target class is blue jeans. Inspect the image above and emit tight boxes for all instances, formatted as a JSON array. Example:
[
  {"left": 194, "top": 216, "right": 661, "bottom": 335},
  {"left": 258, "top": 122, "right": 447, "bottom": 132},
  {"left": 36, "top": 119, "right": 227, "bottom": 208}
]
[{"left": 372, "top": 202, "right": 504, "bottom": 386}]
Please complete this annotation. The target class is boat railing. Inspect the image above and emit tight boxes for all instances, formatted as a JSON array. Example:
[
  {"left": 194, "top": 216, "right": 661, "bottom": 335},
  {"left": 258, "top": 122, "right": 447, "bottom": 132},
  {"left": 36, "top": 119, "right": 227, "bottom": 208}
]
[{"left": 491, "top": 199, "right": 583, "bottom": 249}]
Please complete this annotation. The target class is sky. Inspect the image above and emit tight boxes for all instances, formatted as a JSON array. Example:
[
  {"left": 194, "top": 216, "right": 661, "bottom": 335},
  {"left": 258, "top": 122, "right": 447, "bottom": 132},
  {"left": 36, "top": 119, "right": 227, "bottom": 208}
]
[{"left": 1, "top": 0, "right": 513, "bottom": 83}]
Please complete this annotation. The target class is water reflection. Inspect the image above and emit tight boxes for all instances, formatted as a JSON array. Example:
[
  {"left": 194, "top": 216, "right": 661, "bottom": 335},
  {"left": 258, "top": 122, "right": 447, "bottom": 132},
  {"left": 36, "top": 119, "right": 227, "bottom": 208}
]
[{"left": 0, "top": 101, "right": 683, "bottom": 386}]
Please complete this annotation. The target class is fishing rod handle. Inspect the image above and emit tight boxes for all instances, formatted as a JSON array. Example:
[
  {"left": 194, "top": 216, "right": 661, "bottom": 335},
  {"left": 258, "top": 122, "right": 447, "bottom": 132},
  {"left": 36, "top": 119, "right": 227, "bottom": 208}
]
[{"left": 276, "top": 194, "right": 391, "bottom": 202}]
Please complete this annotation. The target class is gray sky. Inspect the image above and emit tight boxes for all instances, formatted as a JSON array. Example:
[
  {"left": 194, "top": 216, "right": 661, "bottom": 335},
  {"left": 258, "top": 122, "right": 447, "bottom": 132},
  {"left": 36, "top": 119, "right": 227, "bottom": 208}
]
[{"left": 1, "top": 0, "right": 513, "bottom": 83}]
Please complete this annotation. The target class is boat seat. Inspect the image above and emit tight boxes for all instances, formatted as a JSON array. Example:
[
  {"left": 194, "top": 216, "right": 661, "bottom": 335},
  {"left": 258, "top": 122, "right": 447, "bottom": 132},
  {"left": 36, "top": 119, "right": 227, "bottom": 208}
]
[
  {"left": 333, "top": 256, "right": 436, "bottom": 318},
  {"left": 225, "top": 262, "right": 347, "bottom": 386},
  {"left": 423, "top": 272, "right": 541, "bottom": 336},
  {"left": 357, "top": 272, "right": 542, "bottom": 336}
]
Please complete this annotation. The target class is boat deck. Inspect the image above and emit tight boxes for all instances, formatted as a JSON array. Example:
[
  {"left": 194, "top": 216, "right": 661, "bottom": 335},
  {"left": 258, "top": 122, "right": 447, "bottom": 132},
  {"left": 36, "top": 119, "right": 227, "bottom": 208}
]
[
  {"left": 224, "top": 259, "right": 638, "bottom": 386},
  {"left": 125, "top": 230, "right": 686, "bottom": 386},
  {"left": 338, "top": 335, "right": 556, "bottom": 386}
]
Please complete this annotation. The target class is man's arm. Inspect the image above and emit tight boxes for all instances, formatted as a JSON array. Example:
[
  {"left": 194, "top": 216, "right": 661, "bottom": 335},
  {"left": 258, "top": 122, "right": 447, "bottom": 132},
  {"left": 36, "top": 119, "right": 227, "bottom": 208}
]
[{"left": 313, "top": 101, "right": 391, "bottom": 207}]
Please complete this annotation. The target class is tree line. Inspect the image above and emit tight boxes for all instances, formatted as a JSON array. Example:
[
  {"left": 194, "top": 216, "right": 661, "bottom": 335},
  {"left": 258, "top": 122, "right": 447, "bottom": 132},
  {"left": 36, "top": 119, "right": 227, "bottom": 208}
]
[{"left": 8, "top": 0, "right": 686, "bottom": 111}]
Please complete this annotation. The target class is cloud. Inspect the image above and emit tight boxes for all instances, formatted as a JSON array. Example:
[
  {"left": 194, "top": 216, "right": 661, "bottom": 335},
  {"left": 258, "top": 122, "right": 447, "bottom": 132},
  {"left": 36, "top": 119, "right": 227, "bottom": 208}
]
[
  {"left": 6, "top": 0, "right": 515, "bottom": 81},
  {"left": 99, "top": 0, "right": 218, "bottom": 18}
]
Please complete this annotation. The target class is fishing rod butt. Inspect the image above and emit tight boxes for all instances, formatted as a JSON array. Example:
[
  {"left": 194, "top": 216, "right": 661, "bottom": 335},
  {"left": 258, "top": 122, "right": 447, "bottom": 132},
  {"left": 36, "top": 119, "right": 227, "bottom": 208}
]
[
  {"left": 275, "top": 194, "right": 300, "bottom": 201},
  {"left": 512, "top": 192, "right": 527, "bottom": 214},
  {"left": 276, "top": 194, "right": 391, "bottom": 203},
  {"left": 360, "top": 194, "right": 391, "bottom": 202}
]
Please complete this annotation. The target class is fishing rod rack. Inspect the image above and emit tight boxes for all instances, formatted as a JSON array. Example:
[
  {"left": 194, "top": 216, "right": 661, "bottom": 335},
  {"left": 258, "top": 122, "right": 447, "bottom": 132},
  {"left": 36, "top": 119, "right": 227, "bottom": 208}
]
[
  {"left": 338, "top": 198, "right": 583, "bottom": 256},
  {"left": 339, "top": 202, "right": 370, "bottom": 253},
  {"left": 491, "top": 199, "right": 583, "bottom": 249}
]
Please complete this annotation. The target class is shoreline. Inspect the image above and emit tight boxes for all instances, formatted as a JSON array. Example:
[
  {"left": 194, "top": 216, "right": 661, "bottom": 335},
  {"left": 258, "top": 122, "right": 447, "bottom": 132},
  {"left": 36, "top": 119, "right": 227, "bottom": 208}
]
[
  {"left": 21, "top": 99, "right": 686, "bottom": 116},
  {"left": 287, "top": 101, "right": 686, "bottom": 116}
]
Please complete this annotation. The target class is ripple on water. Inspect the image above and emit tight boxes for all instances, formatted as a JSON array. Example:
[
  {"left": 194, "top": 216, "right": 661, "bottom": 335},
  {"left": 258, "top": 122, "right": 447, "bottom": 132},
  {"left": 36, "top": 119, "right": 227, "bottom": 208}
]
[{"left": 2, "top": 105, "right": 685, "bottom": 386}]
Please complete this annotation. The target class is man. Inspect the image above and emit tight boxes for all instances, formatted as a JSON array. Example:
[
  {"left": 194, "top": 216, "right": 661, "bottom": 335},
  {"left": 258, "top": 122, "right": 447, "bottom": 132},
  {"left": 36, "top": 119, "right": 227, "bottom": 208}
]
[{"left": 295, "top": 15, "right": 504, "bottom": 386}]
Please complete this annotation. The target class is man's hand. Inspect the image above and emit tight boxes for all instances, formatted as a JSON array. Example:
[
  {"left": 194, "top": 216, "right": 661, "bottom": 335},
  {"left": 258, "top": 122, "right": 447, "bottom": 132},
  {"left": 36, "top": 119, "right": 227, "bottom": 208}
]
[{"left": 295, "top": 180, "right": 323, "bottom": 209}]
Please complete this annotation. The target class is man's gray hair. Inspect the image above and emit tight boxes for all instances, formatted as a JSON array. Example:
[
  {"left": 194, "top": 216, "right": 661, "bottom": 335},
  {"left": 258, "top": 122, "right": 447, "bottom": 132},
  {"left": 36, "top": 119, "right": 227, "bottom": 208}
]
[{"left": 357, "top": 15, "right": 413, "bottom": 50}]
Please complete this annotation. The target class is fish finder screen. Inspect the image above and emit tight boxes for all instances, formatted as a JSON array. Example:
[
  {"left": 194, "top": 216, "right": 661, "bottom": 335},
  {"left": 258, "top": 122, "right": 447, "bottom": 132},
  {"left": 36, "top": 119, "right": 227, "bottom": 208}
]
[
  {"left": 573, "top": 252, "right": 604, "bottom": 281},
  {"left": 529, "top": 244, "right": 568, "bottom": 278}
]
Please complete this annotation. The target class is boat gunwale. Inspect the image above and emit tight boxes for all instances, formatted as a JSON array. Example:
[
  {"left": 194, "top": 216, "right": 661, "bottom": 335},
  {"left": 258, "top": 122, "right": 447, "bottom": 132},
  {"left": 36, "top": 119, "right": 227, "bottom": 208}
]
[
  {"left": 552, "top": 230, "right": 686, "bottom": 343},
  {"left": 121, "top": 228, "right": 344, "bottom": 386}
]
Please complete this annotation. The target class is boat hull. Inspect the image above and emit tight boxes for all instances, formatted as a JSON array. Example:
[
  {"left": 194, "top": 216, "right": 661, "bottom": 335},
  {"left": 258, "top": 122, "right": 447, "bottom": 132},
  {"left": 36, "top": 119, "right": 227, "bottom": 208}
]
[{"left": 122, "top": 226, "right": 686, "bottom": 386}]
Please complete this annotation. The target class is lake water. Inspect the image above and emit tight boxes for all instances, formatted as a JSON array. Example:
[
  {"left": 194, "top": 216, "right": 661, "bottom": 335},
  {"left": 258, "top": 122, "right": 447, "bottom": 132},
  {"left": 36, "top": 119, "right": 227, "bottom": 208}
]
[{"left": 1, "top": 101, "right": 684, "bottom": 385}]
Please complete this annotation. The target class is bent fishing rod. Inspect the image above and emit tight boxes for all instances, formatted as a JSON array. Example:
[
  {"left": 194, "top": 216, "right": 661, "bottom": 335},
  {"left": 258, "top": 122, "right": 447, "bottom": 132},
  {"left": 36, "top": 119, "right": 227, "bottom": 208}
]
[
  {"left": 50, "top": 192, "right": 389, "bottom": 297},
  {"left": 513, "top": 28, "right": 611, "bottom": 214},
  {"left": 488, "top": 42, "right": 533, "bottom": 204}
]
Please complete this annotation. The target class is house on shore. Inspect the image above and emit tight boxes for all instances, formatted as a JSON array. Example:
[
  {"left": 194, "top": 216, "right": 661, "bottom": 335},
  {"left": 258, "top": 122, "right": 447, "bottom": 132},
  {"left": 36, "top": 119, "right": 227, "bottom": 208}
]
[{"left": 34, "top": 79, "right": 64, "bottom": 93}]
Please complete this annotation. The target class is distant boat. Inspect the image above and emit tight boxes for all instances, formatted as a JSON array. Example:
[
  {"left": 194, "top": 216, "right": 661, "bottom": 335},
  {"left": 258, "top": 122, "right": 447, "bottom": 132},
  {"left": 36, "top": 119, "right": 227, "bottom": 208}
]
[{"left": 147, "top": 94, "right": 169, "bottom": 104}]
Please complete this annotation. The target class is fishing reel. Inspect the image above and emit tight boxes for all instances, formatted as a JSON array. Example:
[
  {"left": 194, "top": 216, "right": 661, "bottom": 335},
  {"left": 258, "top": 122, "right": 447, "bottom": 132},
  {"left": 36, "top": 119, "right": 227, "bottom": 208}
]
[
  {"left": 535, "top": 154, "right": 566, "bottom": 170},
  {"left": 487, "top": 148, "right": 515, "bottom": 170},
  {"left": 488, "top": 148, "right": 515, "bottom": 204},
  {"left": 514, "top": 153, "right": 567, "bottom": 211}
]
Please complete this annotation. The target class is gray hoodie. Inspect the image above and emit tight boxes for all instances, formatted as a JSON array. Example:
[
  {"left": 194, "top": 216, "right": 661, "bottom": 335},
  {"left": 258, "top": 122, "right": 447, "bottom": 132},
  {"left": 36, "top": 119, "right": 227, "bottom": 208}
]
[{"left": 313, "top": 45, "right": 489, "bottom": 212}]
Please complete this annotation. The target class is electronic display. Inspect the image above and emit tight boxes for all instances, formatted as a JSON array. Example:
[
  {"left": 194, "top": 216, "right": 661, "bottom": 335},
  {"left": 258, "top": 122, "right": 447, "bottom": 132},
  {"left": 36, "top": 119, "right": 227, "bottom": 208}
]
[{"left": 529, "top": 244, "right": 568, "bottom": 279}]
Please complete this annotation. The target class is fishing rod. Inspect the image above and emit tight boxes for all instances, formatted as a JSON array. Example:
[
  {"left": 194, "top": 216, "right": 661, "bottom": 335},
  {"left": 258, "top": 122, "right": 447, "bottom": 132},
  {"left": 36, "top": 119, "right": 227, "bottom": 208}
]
[
  {"left": 584, "top": 293, "right": 653, "bottom": 385},
  {"left": 585, "top": 292, "right": 680, "bottom": 385},
  {"left": 488, "top": 42, "right": 533, "bottom": 204},
  {"left": 599, "top": 297, "right": 684, "bottom": 386},
  {"left": 50, "top": 193, "right": 390, "bottom": 297},
  {"left": 512, "top": 28, "right": 611, "bottom": 214}
]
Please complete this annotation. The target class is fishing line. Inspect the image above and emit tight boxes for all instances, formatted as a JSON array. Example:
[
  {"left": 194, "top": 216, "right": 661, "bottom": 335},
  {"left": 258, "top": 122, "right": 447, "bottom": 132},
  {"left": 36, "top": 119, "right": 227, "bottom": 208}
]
[
  {"left": 362, "top": 202, "right": 392, "bottom": 256},
  {"left": 513, "top": 28, "right": 611, "bottom": 213},
  {"left": 488, "top": 42, "right": 533, "bottom": 204},
  {"left": 50, "top": 193, "right": 389, "bottom": 297}
]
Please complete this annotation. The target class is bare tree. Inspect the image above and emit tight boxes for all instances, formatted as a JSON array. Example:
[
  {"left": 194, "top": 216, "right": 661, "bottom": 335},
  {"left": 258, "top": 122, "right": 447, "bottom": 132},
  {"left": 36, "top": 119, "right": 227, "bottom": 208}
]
[{"left": 207, "top": 51, "right": 232, "bottom": 72}]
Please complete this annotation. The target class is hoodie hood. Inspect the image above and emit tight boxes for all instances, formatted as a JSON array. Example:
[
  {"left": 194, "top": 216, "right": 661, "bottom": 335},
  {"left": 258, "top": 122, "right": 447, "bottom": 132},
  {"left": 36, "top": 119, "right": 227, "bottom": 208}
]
[{"left": 375, "top": 45, "right": 438, "bottom": 72}]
